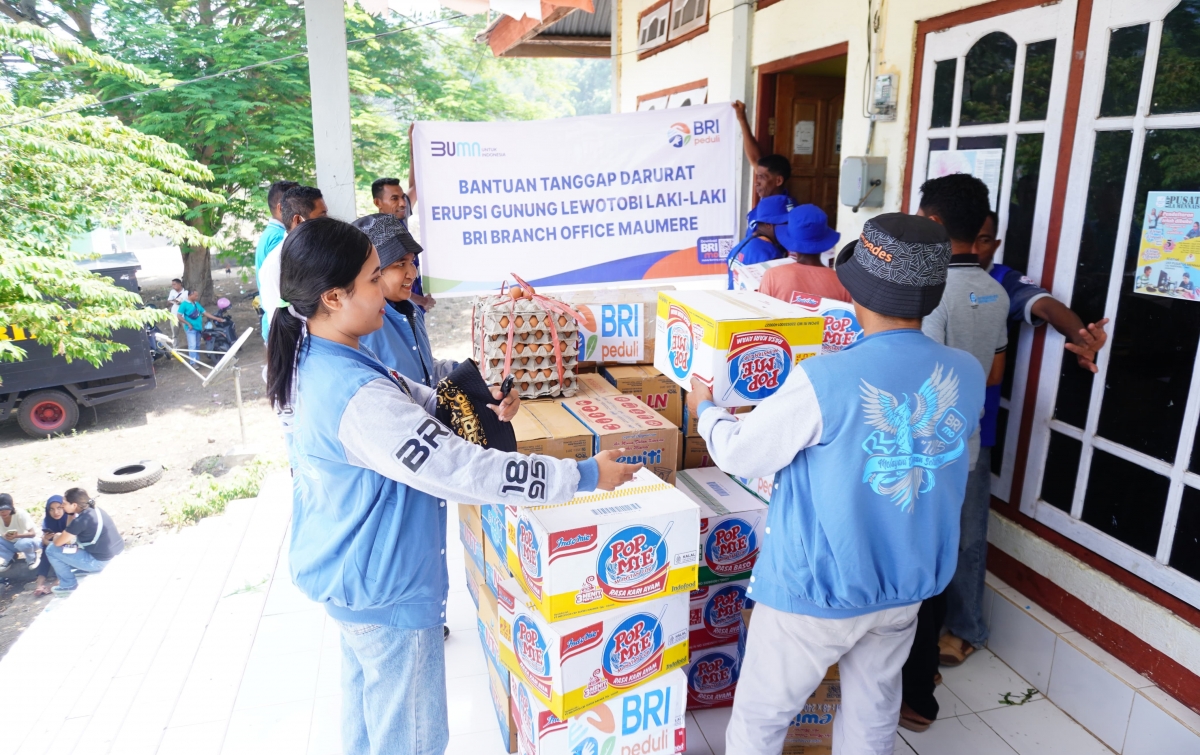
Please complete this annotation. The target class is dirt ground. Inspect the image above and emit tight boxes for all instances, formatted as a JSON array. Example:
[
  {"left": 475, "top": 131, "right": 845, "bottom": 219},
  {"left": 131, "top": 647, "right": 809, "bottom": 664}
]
[{"left": 0, "top": 254, "right": 477, "bottom": 656}]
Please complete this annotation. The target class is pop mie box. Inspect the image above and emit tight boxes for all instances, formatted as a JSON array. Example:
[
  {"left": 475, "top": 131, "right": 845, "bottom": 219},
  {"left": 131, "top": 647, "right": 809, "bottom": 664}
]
[
  {"left": 653, "top": 290, "right": 822, "bottom": 408},
  {"left": 684, "top": 642, "right": 741, "bottom": 709},
  {"left": 497, "top": 576, "right": 690, "bottom": 718},
  {"left": 786, "top": 293, "right": 864, "bottom": 355},
  {"left": 509, "top": 669, "right": 687, "bottom": 755},
  {"left": 504, "top": 468, "right": 699, "bottom": 622},
  {"left": 689, "top": 580, "right": 750, "bottom": 650},
  {"left": 487, "top": 654, "right": 519, "bottom": 753},
  {"left": 561, "top": 395, "right": 680, "bottom": 483},
  {"left": 674, "top": 468, "right": 768, "bottom": 585}
]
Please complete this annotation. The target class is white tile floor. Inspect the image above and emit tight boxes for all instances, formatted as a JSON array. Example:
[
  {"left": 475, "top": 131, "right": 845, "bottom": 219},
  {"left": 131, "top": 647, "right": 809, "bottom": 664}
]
[{"left": 0, "top": 476, "right": 1151, "bottom": 755}]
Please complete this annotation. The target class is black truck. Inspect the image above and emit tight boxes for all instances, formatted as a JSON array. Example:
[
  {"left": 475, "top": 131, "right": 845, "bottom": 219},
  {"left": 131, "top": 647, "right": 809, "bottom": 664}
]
[{"left": 0, "top": 253, "right": 156, "bottom": 438}]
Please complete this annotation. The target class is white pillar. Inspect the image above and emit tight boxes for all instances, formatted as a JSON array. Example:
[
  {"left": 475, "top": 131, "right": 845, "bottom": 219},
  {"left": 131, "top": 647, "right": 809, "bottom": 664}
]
[
  {"left": 728, "top": 0, "right": 753, "bottom": 235},
  {"left": 303, "top": 0, "right": 358, "bottom": 220}
]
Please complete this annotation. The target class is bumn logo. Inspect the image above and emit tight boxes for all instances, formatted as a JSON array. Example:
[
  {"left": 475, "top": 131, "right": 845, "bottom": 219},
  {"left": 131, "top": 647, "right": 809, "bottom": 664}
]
[{"left": 430, "top": 140, "right": 481, "bottom": 157}]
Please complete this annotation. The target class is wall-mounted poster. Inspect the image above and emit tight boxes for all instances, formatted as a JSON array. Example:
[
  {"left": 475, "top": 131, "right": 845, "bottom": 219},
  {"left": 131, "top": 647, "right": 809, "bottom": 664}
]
[{"left": 1134, "top": 192, "right": 1200, "bottom": 301}]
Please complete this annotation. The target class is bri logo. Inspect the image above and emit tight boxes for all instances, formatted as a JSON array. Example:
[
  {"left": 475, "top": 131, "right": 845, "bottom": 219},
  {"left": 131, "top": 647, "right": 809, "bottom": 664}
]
[
  {"left": 597, "top": 525, "right": 671, "bottom": 601},
  {"left": 603, "top": 612, "right": 666, "bottom": 688},
  {"left": 430, "top": 140, "right": 481, "bottom": 157},
  {"left": 667, "top": 123, "right": 691, "bottom": 148},
  {"left": 704, "top": 518, "right": 760, "bottom": 575}
]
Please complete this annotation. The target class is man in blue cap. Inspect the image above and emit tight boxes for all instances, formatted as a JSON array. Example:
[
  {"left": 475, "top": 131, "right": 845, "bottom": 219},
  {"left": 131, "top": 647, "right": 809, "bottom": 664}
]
[
  {"left": 761, "top": 204, "right": 849, "bottom": 304},
  {"left": 725, "top": 194, "right": 789, "bottom": 289}
]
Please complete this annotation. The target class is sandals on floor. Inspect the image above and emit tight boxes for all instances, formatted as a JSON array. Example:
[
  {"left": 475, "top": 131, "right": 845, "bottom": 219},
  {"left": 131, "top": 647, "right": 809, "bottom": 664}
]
[
  {"left": 898, "top": 702, "right": 932, "bottom": 733},
  {"left": 939, "top": 633, "right": 976, "bottom": 667}
]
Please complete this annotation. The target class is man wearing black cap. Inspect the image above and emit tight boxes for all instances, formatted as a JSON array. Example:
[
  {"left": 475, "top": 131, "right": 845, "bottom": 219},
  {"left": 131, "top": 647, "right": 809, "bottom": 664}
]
[{"left": 686, "top": 214, "right": 987, "bottom": 755}]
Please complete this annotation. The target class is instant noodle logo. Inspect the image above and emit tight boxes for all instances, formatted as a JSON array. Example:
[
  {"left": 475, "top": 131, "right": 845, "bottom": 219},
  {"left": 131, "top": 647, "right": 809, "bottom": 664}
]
[
  {"left": 687, "top": 650, "right": 739, "bottom": 703},
  {"left": 517, "top": 517, "right": 543, "bottom": 599},
  {"left": 704, "top": 518, "right": 760, "bottom": 575},
  {"left": 667, "top": 123, "right": 691, "bottom": 148},
  {"left": 602, "top": 612, "right": 665, "bottom": 688},
  {"left": 666, "top": 305, "right": 694, "bottom": 380},
  {"left": 789, "top": 292, "right": 821, "bottom": 310},
  {"left": 597, "top": 525, "right": 671, "bottom": 601},
  {"left": 822, "top": 307, "right": 863, "bottom": 353},
  {"left": 726, "top": 330, "right": 792, "bottom": 401},
  {"left": 514, "top": 615, "right": 553, "bottom": 697},
  {"left": 702, "top": 584, "right": 748, "bottom": 641}
]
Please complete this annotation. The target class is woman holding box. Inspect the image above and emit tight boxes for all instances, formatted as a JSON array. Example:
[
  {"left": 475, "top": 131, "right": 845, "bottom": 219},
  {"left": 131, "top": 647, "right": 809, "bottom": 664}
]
[{"left": 266, "top": 217, "right": 639, "bottom": 755}]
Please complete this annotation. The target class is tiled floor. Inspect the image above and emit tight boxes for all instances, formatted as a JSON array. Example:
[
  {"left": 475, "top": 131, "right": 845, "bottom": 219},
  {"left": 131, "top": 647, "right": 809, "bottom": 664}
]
[{"left": 0, "top": 476, "right": 1141, "bottom": 755}]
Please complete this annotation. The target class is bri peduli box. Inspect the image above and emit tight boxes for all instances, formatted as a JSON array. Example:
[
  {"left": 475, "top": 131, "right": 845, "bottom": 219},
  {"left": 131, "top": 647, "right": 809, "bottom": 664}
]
[
  {"left": 509, "top": 668, "right": 688, "bottom": 755},
  {"left": 561, "top": 394, "right": 680, "bottom": 484},
  {"left": 497, "top": 576, "right": 690, "bottom": 719},
  {"left": 653, "top": 290, "right": 822, "bottom": 408},
  {"left": 684, "top": 642, "right": 741, "bottom": 709},
  {"left": 688, "top": 580, "right": 750, "bottom": 651},
  {"left": 504, "top": 468, "right": 699, "bottom": 623},
  {"left": 674, "top": 468, "right": 767, "bottom": 585},
  {"left": 785, "top": 293, "right": 864, "bottom": 355}
]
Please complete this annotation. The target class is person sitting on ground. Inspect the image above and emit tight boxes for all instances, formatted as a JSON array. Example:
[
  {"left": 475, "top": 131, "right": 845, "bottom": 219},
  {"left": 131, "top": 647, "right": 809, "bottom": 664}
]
[
  {"left": 33, "top": 495, "right": 67, "bottom": 596},
  {"left": 0, "top": 494, "right": 40, "bottom": 572},
  {"left": 45, "top": 487, "right": 125, "bottom": 594},
  {"left": 373, "top": 176, "right": 435, "bottom": 313},
  {"left": 690, "top": 213, "right": 985, "bottom": 755},
  {"left": 725, "top": 194, "right": 790, "bottom": 289},
  {"left": 176, "top": 289, "right": 227, "bottom": 364},
  {"left": 259, "top": 185, "right": 328, "bottom": 340},
  {"left": 760, "top": 204, "right": 849, "bottom": 304}
]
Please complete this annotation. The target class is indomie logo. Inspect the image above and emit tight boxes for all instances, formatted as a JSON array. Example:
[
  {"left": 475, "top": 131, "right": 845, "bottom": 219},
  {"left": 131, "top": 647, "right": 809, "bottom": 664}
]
[
  {"left": 789, "top": 292, "right": 821, "bottom": 310},
  {"left": 430, "top": 140, "right": 481, "bottom": 157},
  {"left": 726, "top": 330, "right": 792, "bottom": 401}
]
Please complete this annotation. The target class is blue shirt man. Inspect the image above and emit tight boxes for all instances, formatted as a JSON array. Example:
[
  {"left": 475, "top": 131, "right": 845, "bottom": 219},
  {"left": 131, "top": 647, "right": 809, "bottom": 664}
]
[
  {"left": 726, "top": 194, "right": 790, "bottom": 289},
  {"left": 255, "top": 181, "right": 297, "bottom": 274}
]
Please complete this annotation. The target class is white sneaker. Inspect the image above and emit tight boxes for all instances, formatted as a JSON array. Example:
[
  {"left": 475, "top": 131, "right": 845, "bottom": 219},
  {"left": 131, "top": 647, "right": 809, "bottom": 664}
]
[
  {"left": 0, "top": 559, "right": 10, "bottom": 572},
  {"left": 28, "top": 550, "right": 41, "bottom": 570}
]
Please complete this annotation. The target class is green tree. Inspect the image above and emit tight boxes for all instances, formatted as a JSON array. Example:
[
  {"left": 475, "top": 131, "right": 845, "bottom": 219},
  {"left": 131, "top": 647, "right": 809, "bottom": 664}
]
[{"left": 0, "top": 22, "right": 222, "bottom": 366}]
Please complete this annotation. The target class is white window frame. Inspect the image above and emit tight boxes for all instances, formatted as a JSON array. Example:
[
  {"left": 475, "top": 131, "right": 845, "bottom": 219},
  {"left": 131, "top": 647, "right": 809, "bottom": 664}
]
[
  {"left": 909, "top": 1, "right": 1078, "bottom": 503},
  {"left": 1023, "top": 0, "right": 1200, "bottom": 608},
  {"left": 638, "top": 2, "right": 670, "bottom": 52},
  {"left": 637, "top": 95, "right": 669, "bottom": 111},
  {"left": 667, "top": 0, "right": 706, "bottom": 40},
  {"left": 667, "top": 86, "right": 707, "bottom": 108}
]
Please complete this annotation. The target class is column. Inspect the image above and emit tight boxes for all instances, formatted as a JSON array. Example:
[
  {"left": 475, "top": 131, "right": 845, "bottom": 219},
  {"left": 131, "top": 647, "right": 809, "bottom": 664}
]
[{"left": 303, "top": 0, "right": 358, "bottom": 220}]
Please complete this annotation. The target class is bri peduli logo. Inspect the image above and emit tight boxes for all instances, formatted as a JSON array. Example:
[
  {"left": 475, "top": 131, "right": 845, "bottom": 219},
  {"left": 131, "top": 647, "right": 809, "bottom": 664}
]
[
  {"left": 726, "top": 330, "right": 792, "bottom": 401},
  {"left": 517, "top": 518, "right": 544, "bottom": 599},
  {"left": 603, "top": 611, "right": 666, "bottom": 688},
  {"left": 597, "top": 525, "right": 671, "bottom": 601},
  {"left": 704, "top": 518, "right": 760, "bottom": 575},
  {"left": 667, "top": 123, "right": 691, "bottom": 148}
]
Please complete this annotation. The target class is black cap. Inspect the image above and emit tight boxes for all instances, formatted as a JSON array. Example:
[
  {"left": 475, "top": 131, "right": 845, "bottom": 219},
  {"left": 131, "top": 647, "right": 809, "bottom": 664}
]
[
  {"left": 835, "top": 213, "right": 951, "bottom": 318},
  {"left": 352, "top": 213, "right": 423, "bottom": 269},
  {"left": 0, "top": 493, "right": 13, "bottom": 511}
]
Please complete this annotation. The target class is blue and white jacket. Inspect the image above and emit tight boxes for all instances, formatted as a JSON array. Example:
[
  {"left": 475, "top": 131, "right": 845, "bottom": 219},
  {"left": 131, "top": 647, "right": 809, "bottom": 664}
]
[
  {"left": 286, "top": 336, "right": 598, "bottom": 628},
  {"left": 360, "top": 301, "right": 456, "bottom": 388},
  {"left": 699, "top": 329, "right": 985, "bottom": 618}
]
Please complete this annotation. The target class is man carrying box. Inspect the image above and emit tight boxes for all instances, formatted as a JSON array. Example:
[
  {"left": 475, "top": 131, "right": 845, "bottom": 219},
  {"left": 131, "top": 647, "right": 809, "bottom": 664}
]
[{"left": 687, "top": 214, "right": 986, "bottom": 755}]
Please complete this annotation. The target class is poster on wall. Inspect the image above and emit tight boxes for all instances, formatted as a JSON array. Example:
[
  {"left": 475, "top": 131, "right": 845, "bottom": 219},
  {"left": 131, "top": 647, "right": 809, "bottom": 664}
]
[
  {"left": 411, "top": 104, "right": 738, "bottom": 296},
  {"left": 1134, "top": 191, "right": 1200, "bottom": 300},
  {"left": 927, "top": 149, "right": 1004, "bottom": 210}
]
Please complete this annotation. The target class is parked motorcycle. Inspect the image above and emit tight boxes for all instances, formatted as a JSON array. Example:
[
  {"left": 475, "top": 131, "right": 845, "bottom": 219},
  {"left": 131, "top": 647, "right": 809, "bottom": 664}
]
[{"left": 200, "top": 298, "right": 236, "bottom": 364}]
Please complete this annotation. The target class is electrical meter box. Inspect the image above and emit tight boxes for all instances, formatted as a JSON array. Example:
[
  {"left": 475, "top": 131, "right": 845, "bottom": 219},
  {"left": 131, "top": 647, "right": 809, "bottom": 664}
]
[{"left": 840, "top": 156, "right": 887, "bottom": 209}]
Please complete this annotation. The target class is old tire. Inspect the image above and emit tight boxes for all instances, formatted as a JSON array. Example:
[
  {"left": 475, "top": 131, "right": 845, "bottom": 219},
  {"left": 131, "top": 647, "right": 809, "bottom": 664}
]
[
  {"left": 97, "top": 460, "right": 163, "bottom": 494},
  {"left": 17, "top": 390, "right": 79, "bottom": 438}
]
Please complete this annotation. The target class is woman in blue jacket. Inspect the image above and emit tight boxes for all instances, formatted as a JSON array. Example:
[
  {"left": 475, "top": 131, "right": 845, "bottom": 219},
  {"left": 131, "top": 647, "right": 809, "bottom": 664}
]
[{"left": 266, "top": 218, "right": 638, "bottom": 755}]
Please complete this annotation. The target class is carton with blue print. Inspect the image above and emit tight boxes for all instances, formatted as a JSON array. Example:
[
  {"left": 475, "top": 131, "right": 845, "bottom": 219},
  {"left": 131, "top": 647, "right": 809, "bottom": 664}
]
[
  {"left": 785, "top": 293, "right": 864, "bottom": 355},
  {"left": 674, "top": 468, "right": 767, "bottom": 586}
]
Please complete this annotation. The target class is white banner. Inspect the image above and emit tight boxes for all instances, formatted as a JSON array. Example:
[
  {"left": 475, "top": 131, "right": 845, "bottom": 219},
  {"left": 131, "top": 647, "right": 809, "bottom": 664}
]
[{"left": 412, "top": 104, "right": 738, "bottom": 295}]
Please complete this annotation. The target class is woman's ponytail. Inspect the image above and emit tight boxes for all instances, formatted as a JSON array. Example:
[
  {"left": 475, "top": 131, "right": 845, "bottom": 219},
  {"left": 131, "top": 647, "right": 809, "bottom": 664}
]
[{"left": 265, "top": 217, "right": 373, "bottom": 409}]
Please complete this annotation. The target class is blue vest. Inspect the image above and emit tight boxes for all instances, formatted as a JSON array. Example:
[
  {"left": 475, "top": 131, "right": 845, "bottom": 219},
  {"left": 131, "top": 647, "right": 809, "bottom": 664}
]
[
  {"left": 360, "top": 302, "right": 437, "bottom": 386},
  {"left": 288, "top": 336, "right": 448, "bottom": 628}
]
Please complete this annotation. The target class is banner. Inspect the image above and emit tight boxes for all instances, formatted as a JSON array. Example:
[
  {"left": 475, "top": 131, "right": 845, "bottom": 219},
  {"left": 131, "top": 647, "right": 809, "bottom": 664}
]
[
  {"left": 1135, "top": 191, "right": 1200, "bottom": 300},
  {"left": 412, "top": 104, "right": 738, "bottom": 295}
]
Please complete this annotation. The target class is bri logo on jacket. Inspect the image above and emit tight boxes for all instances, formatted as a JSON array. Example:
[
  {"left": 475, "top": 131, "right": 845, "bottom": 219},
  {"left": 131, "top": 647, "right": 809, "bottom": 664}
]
[{"left": 859, "top": 364, "right": 968, "bottom": 513}]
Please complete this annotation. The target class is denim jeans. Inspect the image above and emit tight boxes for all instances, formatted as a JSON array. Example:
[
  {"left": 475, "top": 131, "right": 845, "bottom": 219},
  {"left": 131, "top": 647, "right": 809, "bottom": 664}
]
[
  {"left": 0, "top": 536, "right": 38, "bottom": 562},
  {"left": 337, "top": 621, "right": 448, "bottom": 755},
  {"left": 185, "top": 328, "right": 200, "bottom": 363},
  {"left": 945, "top": 446, "right": 992, "bottom": 647},
  {"left": 45, "top": 543, "right": 109, "bottom": 589}
]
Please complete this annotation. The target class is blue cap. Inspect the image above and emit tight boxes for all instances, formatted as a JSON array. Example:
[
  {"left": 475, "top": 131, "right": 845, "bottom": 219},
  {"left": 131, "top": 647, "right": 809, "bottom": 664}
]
[
  {"left": 775, "top": 204, "right": 841, "bottom": 254},
  {"left": 746, "top": 195, "right": 791, "bottom": 226}
]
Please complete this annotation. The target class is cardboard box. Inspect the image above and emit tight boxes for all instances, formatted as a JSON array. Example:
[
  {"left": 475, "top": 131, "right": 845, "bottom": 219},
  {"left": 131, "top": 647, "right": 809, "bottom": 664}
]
[
  {"left": 576, "top": 372, "right": 621, "bottom": 398},
  {"left": 487, "top": 654, "right": 519, "bottom": 753},
  {"left": 561, "top": 395, "right": 679, "bottom": 484},
  {"left": 787, "top": 294, "right": 864, "bottom": 355},
  {"left": 478, "top": 583, "right": 508, "bottom": 687},
  {"left": 510, "top": 669, "right": 688, "bottom": 755},
  {"left": 653, "top": 290, "right": 822, "bottom": 407},
  {"left": 733, "top": 474, "right": 774, "bottom": 504},
  {"left": 682, "top": 436, "right": 714, "bottom": 470},
  {"left": 601, "top": 365, "right": 682, "bottom": 427},
  {"left": 511, "top": 400, "right": 594, "bottom": 462},
  {"left": 498, "top": 576, "right": 690, "bottom": 719},
  {"left": 484, "top": 531, "right": 512, "bottom": 599},
  {"left": 684, "top": 642, "right": 741, "bottom": 709},
  {"left": 465, "top": 553, "right": 486, "bottom": 611},
  {"left": 481, "top": 504, "right": 506, "bottom": 563},
  {"left": 459, "top": 504, "right": 485, "bottom": 572},
  {"left": 504, "top": 468, "right": 699, "bottom": 622},
  {"left": 675, "top": 468, "right": 768, "bottom": 585},
  {"left": 689, "top": 581, "right": 750, "bottom": 651},
  {"left": 782, "top": 666, "right": 841, "bottom": 754},
  {"left": 730, "top": 257, "right": 795, "bottom": 292},
  {"left": 559, "top": 287, "right": 668, "bottom": 367}
]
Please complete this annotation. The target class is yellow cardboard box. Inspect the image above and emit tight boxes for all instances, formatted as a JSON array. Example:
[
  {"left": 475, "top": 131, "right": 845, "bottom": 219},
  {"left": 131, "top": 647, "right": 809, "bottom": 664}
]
[
  {"left": 510, "top": 399, "right": 593, "bottom": 461},
  {"left": 602, "top": 364, "right": 682, "bottom": 427}
]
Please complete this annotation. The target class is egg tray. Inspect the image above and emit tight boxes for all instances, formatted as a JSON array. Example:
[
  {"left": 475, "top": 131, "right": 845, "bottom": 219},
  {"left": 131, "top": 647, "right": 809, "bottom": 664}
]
[
  {"left": 473, "top": 295, "right": 580, "bottom": 340},
  {"left": 495, "top": 372, "right": 578, "bottom": 400}
]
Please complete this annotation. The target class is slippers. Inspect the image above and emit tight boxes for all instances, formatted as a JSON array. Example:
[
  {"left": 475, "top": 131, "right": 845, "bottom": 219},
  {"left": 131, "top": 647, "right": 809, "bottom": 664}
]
[
  {"left": 898, "top": 702, "right": 932, "bottom": 733},
  {"left": 939, "top": 633, "right": 976, "bottom": 667}
]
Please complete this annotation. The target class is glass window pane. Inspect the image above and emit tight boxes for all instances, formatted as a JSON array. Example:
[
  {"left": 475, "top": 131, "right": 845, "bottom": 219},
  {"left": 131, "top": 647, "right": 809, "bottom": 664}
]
[
  {"left": 1099, "top": 24, "right": 1149, "bottom": 118},
  {"left": 1002, "top": 133, "right": 1045, "bottom": 277},
  {"left": 1151, "top": 0, "right": 1200, "bottom": 115},
  {"left": 929, "top": 138, "right": 949, "bottom": 153},
  {"left": 1054, "top": 130, "right": 1133, "bottom": 427},
  {"left": 1020, "top": 39, "right": 1056, "bottom": 121},
  {"left": 1096, "top": 128, "right": 1200, "bottom": 462},
  {"left": 931, "top": 59, "right": 956, "bottom": 128},
  {"left": 956, "top": 135, "right": 1006, "bottom": 212},
  {"left": 961, "top": 32, "right": 1017, "bottom": 126},
  {"left": 1081, "top": 449, "right": 1168, "bottom": 556},
  {"left": 1040, "top": 431, "right": 1082, "bottom": 512},
  {"left": 1170, "top": 485, "right": 1200, "bottom": 580}
]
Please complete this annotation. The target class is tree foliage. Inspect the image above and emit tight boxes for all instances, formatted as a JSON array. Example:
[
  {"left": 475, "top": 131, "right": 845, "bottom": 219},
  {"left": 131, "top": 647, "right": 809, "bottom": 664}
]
[{"left": 0, "top": 22, "right": 222, "bottom": 366}]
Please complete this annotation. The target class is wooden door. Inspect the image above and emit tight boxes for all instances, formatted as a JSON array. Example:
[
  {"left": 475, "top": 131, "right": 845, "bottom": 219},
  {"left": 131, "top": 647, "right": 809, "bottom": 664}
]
[{"left": 773, "top": 75, "right": 844, "bottom": 226}]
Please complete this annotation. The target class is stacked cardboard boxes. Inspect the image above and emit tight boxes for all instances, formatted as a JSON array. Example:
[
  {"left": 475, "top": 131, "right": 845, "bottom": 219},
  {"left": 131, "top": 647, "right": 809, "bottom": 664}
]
[{"left": 561, "top": 394, "right": 679, "bottom": 484}]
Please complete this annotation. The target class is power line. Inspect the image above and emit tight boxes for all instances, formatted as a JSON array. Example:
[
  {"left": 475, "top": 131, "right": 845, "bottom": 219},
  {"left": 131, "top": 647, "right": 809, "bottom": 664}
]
[{"left": 0, "top": 13, "right": 467, "bottom": 129}]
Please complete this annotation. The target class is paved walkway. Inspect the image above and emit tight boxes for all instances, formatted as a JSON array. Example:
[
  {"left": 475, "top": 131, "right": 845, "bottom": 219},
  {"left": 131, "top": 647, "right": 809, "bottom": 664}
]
[{"left": 0, "top": 474, "right": 1122, "bottom": 755}]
